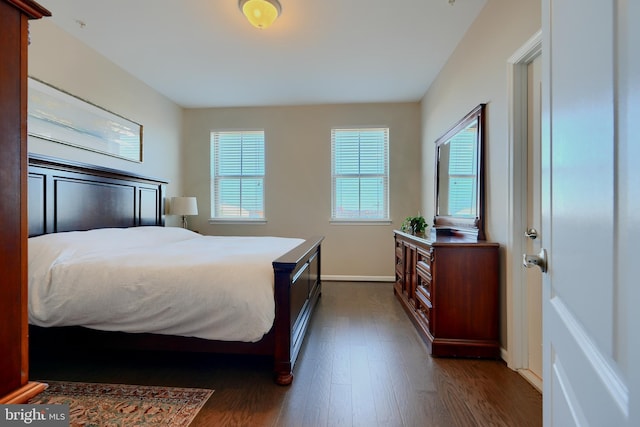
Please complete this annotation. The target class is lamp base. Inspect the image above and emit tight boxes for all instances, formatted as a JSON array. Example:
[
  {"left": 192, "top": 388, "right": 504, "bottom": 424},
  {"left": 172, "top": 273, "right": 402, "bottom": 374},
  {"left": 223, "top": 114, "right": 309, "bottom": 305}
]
[{"left": 182, "top": 216, "right": 188, "bottom": 229}]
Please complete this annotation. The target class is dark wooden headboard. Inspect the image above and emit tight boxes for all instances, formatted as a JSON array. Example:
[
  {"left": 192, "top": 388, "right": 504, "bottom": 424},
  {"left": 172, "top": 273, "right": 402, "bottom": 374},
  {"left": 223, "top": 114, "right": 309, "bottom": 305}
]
[{"left": 28, "top": 154, "right": 168, "bottom": 237}]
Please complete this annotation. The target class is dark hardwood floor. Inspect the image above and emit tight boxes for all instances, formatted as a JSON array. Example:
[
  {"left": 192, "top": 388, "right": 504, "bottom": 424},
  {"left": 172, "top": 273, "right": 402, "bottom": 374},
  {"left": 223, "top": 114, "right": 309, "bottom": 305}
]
[{"left": 30, "top": 281, "right": 542, "bottom": 426}]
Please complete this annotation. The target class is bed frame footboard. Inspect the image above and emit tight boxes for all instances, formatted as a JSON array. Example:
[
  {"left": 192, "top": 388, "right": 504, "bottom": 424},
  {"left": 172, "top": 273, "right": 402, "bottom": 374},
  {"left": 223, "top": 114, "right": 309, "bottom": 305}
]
[{"left": 272, "top": 236, "right": 323, "bottom": 385}]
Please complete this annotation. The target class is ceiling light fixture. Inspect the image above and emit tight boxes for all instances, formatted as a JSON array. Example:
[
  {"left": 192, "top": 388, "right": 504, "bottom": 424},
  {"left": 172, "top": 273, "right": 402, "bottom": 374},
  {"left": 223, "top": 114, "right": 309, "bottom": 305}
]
[{"left": 239, "top": 0, "right": 282, "bottom": 29}]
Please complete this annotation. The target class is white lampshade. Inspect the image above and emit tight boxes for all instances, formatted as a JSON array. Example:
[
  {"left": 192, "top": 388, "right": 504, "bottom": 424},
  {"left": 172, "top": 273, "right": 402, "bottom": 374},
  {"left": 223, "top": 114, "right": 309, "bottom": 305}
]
[{"left": 171, "top": 197, "right": 198, "bottom": 216}]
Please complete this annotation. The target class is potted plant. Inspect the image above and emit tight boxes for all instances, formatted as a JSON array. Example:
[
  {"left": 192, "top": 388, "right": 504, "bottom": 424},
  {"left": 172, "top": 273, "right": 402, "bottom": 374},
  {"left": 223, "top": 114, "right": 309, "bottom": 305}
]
[{"left": 401, "top": 215, "right": 428, "bottom": 236}]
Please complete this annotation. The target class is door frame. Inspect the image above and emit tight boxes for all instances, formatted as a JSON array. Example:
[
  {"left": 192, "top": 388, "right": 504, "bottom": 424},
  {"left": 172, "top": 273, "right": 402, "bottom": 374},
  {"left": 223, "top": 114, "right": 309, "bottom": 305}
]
[{"left": 506, "top": 29, "right": 542, "bottom": 390}]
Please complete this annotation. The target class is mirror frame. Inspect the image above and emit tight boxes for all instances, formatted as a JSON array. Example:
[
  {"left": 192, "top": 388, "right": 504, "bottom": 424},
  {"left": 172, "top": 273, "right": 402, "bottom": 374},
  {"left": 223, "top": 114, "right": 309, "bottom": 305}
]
[{"left": 433, "top": 103, "right": 486, "bottom": 240}]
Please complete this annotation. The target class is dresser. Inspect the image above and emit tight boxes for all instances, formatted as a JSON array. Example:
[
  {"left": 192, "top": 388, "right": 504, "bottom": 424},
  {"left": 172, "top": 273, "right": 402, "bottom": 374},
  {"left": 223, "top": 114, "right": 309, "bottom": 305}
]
[
  {"left": 0, "top": 0, "right": 50, "bottom": 403},
  {"left": 394, "top": 229, "right": 500, "bottom": 358}
]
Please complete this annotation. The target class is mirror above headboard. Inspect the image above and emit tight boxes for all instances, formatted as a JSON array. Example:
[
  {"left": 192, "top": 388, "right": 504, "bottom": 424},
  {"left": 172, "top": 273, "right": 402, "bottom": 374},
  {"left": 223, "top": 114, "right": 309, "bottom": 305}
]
[{"left": 433, "top": 104, "right": 486, "bottom": 240}]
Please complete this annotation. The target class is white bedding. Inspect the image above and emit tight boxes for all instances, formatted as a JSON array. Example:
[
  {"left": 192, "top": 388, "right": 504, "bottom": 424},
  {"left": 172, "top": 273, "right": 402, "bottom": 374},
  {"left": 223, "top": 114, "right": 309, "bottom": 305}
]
[{"left": 28, "top": 227, "right": 304, "bottom": 342}]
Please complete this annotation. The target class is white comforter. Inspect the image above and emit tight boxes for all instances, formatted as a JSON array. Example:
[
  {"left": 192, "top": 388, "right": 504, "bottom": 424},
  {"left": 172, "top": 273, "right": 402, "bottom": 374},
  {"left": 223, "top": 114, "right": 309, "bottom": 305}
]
[{"left": 28, "top": 227, "right": 303, "bottom": 342}]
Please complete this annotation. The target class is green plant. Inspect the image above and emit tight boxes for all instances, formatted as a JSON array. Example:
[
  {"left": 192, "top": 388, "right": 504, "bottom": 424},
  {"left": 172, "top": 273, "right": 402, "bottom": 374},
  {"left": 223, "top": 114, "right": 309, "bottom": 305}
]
[{"left": 401, "top": 215, "right": 428, "bottom": 234}]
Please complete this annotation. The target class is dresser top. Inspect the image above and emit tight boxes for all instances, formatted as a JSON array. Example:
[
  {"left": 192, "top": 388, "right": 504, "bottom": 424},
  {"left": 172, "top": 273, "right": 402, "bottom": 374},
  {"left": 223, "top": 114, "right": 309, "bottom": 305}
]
[{"left": 394, "top": 229, "right": 499, "bottom": 248}]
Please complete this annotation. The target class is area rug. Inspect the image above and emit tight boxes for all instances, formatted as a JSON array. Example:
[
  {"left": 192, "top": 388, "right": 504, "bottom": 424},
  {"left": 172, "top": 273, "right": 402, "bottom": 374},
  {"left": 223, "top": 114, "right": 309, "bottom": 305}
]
[{"left": 28, "top": 381, "right": 213, "bottom": 426}]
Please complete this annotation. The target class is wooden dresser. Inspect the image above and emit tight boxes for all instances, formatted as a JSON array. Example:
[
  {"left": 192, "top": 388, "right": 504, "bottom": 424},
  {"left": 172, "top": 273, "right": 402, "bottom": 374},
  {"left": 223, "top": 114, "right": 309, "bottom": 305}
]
[
  {"left": 0, "top": 0, "right": 50, "bottom": 403},
  {"left": 394, "top": 229, "right": 500, "bottom": 358}
]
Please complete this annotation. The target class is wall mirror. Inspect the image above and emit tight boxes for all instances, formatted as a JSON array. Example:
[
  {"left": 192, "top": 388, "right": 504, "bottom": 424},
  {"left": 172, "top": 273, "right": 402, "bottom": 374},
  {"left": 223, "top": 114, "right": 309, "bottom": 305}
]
[{"left": 434, "top": 103, "right": 486, "bottom": 240}]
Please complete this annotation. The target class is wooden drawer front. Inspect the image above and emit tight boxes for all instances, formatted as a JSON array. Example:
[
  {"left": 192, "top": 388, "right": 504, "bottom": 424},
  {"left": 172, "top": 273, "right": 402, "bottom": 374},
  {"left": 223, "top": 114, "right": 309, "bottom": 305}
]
[
  {"left": 416, "top": 286, "right": 432, "bottom": 306},
  {"left": 395, "top": 241, "right": 403, "bottom": 263},
  {"left": 416, "top": 248, "right": 432, "bottom": 299},
  {"left": 395, "top": 250, "right": 403, "bottom": 275},
  {"left": 416, "top": 247, "right": 432, "bottom": 271},
  {"left": 415, "top": 287, "right": 432, "bottom": 327},
  {"left": 417, "top": 273, "right": 432, "bottom": 300},
  {"left": 416, "top": 259, "right": 430, "bottom": 280}
]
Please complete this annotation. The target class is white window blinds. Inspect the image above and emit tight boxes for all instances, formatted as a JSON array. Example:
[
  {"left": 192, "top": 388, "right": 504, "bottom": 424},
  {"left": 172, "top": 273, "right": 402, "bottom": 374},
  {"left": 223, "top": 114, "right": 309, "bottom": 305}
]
[
  {"left": 447, "top": 128, "right": 477, "bottom": 217},
  {"left": 210, "top": 131, "right": 265, "bottom": 219},
  {"left": 331, "top": 128, "right": 389, "bottom": 220}
]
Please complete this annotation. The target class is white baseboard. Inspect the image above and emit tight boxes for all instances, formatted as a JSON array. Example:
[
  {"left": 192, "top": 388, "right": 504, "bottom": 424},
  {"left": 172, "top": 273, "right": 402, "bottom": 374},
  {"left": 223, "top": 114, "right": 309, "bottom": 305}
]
[
  {"left": 500, "top": 347, "right": 542, "bottom": 391},
  {"left": 322, "top": 275, "right": 394, "bottom": 282},
  {"left": 518, "top": 369, "right": 543, "bottom": 392}
]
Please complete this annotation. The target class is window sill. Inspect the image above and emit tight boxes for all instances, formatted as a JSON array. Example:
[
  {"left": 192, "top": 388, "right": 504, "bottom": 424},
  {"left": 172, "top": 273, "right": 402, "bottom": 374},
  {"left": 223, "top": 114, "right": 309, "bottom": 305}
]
[
  {"left": 330, "top": 219, "right": 392, "bottom": 225},
  {"left": 208, "top": 218, "right": 267, "bottom": 225}
]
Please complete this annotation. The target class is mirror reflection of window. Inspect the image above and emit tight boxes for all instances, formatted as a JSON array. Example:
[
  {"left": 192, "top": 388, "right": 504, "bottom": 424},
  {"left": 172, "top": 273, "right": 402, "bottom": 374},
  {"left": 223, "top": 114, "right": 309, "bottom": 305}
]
[{"left": 447, "top": 123, "right": 478, "bottom": 218}]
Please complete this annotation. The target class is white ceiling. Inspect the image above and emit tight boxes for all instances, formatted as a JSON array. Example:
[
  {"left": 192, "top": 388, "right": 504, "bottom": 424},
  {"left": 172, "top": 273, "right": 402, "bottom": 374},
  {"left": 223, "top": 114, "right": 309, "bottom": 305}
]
[{"left": 37, "top": 0, "right": 486, "bottom": 108}]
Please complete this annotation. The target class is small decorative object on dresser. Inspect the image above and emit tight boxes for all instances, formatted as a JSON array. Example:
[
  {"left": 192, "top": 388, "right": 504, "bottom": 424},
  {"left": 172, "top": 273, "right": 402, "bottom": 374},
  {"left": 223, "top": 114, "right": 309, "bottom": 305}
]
[{"left": 401, "top": 214, "right": 428, "bottom": 236}]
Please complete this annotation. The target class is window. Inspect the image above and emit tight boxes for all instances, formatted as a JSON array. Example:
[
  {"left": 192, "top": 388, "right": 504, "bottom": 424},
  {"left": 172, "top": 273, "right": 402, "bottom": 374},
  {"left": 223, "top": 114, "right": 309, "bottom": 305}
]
[
  {"left": 210, "top": 130, "right": 265, "bottom": 219},
  {"left": 331, "top": 128, "right": 389, "bottom": 220}
]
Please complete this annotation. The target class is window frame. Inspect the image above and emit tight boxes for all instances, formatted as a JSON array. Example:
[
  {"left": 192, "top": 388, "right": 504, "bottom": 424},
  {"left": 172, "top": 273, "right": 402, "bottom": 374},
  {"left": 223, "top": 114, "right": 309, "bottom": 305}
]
[
  {"left": 330, "top": 127, "right": 390, "bottom": 223},
  {"left": 209, "top": 129, "right": 266, "bottom": 223}
]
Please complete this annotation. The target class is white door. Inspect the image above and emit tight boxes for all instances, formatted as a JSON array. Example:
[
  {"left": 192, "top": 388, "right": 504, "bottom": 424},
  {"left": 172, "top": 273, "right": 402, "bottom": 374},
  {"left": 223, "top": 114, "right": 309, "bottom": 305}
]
[
  {"left": 524, "top": 54, "right": 542, "bottom": 385},
  {"left": 541, "top": 0, "right": 638, "bottom": 425}
]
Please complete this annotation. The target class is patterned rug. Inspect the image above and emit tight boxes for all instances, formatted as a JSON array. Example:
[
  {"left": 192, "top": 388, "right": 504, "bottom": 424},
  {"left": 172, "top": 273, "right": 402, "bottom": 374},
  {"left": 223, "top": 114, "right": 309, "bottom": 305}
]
[{"left": 28, "top": 381, "right": 213, "bottom": 426}]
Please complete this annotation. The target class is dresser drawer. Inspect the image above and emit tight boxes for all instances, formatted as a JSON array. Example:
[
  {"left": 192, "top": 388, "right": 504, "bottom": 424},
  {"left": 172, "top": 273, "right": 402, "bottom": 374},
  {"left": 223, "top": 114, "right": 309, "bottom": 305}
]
[
  {"left": 395, "top": 245, "right": 403, "bottom": 262},
  {"left": 416, "top": 247, "right": 432, "bottom": 272},
  {"left": 416, "top": 284, "right": 432, "bottom": 306},
  {"left": 416, "top": 250, "right": 432, "bottom": 300},
  {"left": 416, "top": 260, "right": 431, "bottom": 280},
  {"left": 415, "top": 287, "right": 432, "bottom": 327},
  {"left": 417, "top": 274, "right": 432, "bottom": 300}
]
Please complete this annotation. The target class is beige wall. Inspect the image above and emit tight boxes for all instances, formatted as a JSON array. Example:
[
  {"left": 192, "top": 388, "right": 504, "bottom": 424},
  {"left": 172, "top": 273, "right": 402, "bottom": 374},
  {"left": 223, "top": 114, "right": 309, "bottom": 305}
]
[
  {"left": 183, "top": 103, "right": 422, "bottom": 278},
  {"left": 28, "top": 20, "right": 184, "bottom": 227},
  {"left": 421, "top": 0, "right": 541, "bottom": 350}
]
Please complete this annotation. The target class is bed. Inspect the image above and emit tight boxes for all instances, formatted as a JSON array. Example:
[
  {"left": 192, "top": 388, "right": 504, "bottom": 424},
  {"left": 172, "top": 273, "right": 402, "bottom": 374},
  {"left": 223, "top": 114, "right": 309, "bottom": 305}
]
[{"left": 27, "top": 153, "right": 323, "bottom": 385}]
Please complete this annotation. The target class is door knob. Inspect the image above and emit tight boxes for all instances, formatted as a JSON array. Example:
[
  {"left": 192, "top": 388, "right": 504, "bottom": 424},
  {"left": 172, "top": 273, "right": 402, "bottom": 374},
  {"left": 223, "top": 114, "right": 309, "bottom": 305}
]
[{"left": 523, "top": 248, "right": 548, "bottom": 273}]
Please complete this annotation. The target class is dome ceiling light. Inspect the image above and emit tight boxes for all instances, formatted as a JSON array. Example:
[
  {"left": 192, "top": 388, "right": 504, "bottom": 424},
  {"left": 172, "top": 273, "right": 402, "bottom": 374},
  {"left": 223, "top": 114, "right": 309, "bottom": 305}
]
[{"left": 239, "top": 0, "right": 282, "bottom": 29}]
